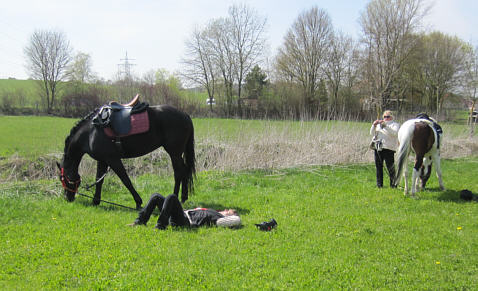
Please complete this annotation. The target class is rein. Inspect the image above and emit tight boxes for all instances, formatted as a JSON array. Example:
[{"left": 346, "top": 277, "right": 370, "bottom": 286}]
[
  {"left": 84, "top": 170, "right": 109, "bottom": 190},
  {"left": 76, "top": 191, "right": 137, "bottom": 211},
  {"left": 79, "top": 170, "right": 138, "bottom": 211},
  {"left": 61, "top": 167, "right": 137, "bottom": 211}
]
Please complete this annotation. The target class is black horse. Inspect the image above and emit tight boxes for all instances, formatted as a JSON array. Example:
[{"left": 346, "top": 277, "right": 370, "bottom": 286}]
[{"left": 57, "top": 104, "right": 196, "bottom": 209}]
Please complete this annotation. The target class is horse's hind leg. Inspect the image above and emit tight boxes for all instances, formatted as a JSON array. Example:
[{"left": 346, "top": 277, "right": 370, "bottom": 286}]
[
  {"left": 108, "top": 159, "right": 143, "bottom": 209},
  {"left": 403, "top": 166, "right": 409, "bottom": 195},
  {"left": 411, "top": 156, "right": 424, "bottom": 197},
  {"left": 93, "top": 161, "right": 108, "bottom": 205},
  {"left": 169, "top": 154, "right": 188, "bottom": 203},
  {"left": 433, "top": 153, "right": 445, "bottom": 190},
  {"left": 411, "top": 168, "right": 419, "bottom": 196}
]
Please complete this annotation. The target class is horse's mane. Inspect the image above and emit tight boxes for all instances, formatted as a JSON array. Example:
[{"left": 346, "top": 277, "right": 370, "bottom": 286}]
[{"left": 63, "top": 108, "right": 100, "bottom": 153}]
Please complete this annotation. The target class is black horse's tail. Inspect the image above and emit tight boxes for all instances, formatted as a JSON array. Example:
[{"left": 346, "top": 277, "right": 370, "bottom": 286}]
[{"left": 185, "top": 125, "right": 196, "bottom": 194}]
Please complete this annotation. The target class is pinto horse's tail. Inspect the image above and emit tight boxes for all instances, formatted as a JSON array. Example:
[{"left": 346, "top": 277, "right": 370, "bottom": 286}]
[
  {"left": 184, "top": 125, "right": 196, "bottom": 194},
  {"left": 394, "top": 120, "right": 414, "bottom": 187}
]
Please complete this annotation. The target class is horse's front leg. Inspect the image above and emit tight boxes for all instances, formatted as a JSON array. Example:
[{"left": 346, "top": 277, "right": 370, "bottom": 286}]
[
  {"left": 108, "top": 159, "right": 143, "bottom": 209},
  {"left": 433, "top": 153, "right": 445, "bottom": 190},
  {"left": 93, "top": 161, "right": 109, "bottom": 205},
  {"left": 410, "top": 156, "right": 425, "bottom": 197}
]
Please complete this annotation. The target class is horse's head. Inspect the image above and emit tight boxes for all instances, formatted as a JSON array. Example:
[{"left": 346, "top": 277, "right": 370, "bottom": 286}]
[
  {"left": 56, "top": 162, "right": 81, "bottom": 202},
  {"left": 419, "top": 157, "right": 433, "bottom": 189}
]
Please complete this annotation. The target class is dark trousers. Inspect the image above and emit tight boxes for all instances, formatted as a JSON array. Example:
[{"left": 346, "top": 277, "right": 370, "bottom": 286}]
[
  {"left": 374, "top": 149, "right": 396, "bottom": 187},
  {"left": 135, "top": 193, "right": 190, "bottom": 228}
]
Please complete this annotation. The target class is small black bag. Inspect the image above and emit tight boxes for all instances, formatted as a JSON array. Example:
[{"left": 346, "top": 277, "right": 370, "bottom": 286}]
[
  {"left": 255, "top": 218, "right": 277, "bottom": 231},
  {"left": 370, "top": 137, "right": 383, "bottom": 151}
]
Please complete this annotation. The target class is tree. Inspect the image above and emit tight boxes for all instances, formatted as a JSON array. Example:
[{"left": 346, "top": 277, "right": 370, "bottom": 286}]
[
  {"left": 181, "top": 26, "right": 217, "bottom": 111},
  {"left": 228, "top": 4, "right": 267, "bottom": 116},
  {"left": 181, "top": 4, "right": 267, "bottom": 117},
  {"left": 244, "top": 65, "right": 267, "bottom": 99},
  {"left": 419, "top": 32, "right": 468, "bottom": 114},
  {"left": 359, "top": 0, "right": 428, "bottom": 113},
  {"left": 324, "top": 31, "right": 357, "bottom": 115},
  {"left": 463, "top": 45, "right": 478, "bottom": 128},
  {"left": 66, "top": 52, "right": 95, "bottom": 83},
  {"left": 24, "top": 30, "right": 72, "bottom": 113},
  {"left": 275, "top": 6, "right": 333, "bottom": 114}
]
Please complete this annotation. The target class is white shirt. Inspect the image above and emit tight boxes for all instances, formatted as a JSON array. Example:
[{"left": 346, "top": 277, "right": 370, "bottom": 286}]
[{"left": 370, "top": 120, "right": 400, "bottom": 151}]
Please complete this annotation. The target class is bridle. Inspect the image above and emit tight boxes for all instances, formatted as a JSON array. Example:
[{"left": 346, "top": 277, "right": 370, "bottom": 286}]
[
  {"left": 59, "top": 167, "right": 136, "bottom": 211},
  {"left": 60, "top": 167, "right": 81, "bottom": 193}
]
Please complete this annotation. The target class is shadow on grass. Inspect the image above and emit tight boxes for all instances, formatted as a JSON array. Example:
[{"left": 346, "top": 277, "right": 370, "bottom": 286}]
[
  {"left": 398, "top": 187, "right": 477, "bottom": 204},
  {"left": 434, "top": 188, "right": 477, "bottom": 203},
  {"left": 74, "top": 193, "right": 251, "bottom": 216}
]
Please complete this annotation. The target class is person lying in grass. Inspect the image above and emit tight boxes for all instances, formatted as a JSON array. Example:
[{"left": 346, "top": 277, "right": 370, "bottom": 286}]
[{"left": 128, "top": 193, "right": 241, "bottom": 229}]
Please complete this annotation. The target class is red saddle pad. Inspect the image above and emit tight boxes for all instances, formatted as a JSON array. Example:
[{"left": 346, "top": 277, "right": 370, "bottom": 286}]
[{"left": 104, "top": 111, "right": 149, "bottom": 138}]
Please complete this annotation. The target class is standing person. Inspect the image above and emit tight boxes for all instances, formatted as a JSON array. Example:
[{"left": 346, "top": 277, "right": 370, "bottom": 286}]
[
  {"left": 370, "top": 110, "right": 400, "bottom": 188},
  {"left": 128, "top": 193, "right": 241, "bottom": 229}
]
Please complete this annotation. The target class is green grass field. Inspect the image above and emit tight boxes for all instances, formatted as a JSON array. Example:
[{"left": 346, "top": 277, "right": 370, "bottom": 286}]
[
  {"left": 0, "top": 115, "right": 477, "bottom": 289},
  {"left": 1, "top": 158, "right": 477, "bottom": 289},
  {"left": 0, "top": 79, "right": 39, "bottom": 108}
]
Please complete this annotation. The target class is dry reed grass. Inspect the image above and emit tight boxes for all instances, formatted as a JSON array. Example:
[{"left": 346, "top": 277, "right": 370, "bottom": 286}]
[{"left": 1, "top": 121, "right": 476, "bottom": 182}]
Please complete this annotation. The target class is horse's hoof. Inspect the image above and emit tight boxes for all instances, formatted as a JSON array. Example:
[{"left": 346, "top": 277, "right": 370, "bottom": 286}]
[
  {"left": 92, "top": 199, "right": 100, "bottom": 205},
  {"left": 136, "top": 204, "right": 142, "bottom": 210}
]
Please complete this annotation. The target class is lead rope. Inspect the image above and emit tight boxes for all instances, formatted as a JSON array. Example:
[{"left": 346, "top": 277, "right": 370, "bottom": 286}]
[
  {"left": 84, "top": 170, "right": 109, "bottom": 190},
  {"left": 76, "top": 192, "right": 137, "bottom": 211},
  {"left": 79, "top": 169, "right": 138, "bottom": 211}
]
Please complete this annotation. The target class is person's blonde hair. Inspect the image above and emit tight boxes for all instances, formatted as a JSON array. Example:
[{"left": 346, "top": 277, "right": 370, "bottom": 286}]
[{"left": 383, "top": 110, "right": 393, "bottom": 118}]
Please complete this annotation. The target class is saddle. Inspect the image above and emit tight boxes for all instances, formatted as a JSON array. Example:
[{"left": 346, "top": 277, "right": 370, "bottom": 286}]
[
  {"left": 93, "top": 94, "right": 150, "bottom": 137},
  {"left": 416, "top": 113, "right": 442, "bottom": 149}
]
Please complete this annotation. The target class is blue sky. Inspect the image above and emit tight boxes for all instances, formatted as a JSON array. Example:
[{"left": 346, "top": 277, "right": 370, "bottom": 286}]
[{"left": 1, "top": 0, "right": 477, "bottom": 80}]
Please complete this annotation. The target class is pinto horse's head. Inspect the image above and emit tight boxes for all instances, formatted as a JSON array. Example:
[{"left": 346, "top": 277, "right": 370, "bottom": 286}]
[
  {"left": 419, "top": 157, "right": 433, "bottom": 189},
  {"left": 56, "top": 162, "right": 81, "bottom": 202}
]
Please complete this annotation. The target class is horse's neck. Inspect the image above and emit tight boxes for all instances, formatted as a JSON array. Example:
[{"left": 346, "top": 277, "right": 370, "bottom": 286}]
[
  {"left": 63, "top": 152, "right": 83, "bottom": 176},
  {"left": 64, "top": 128, "right": 88, "bottom": 175}
]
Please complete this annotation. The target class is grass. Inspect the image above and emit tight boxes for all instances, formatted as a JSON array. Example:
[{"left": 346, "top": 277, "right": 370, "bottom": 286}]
[
  {"left": 0, "top": 116, "right": 75, "bottom": 158},
  {"left": 0, "top": 79, "right": 39, "bottom": 108},
  {"left": 0, "top": 115, "right": 477, "bottom": 288},
  {"left": 1, "top": 115, "right": 476, "bottom": 179},
  {"left": 1, "top": 156, "right": 478, "bottom": 289}
]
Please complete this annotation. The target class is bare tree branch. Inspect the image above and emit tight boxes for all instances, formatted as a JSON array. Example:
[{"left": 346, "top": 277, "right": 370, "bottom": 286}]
[{"left": 24, "top": 30, "right": 72, "bottom": 113}]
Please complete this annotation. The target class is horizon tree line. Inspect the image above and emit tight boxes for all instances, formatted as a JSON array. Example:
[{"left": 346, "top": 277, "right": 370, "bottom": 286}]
[{"left": 17, "top": 0, "right": 478, "bottom": 121}]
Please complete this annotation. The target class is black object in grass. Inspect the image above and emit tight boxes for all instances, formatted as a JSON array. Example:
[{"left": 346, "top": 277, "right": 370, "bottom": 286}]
[{"left": 255, "top": 218, "right": 277, "bottom": 231}]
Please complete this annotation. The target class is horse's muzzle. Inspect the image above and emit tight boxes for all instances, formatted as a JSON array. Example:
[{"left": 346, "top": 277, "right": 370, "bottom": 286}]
[{"left": 64, "top": 190, "right": 76, "bottom": 202}]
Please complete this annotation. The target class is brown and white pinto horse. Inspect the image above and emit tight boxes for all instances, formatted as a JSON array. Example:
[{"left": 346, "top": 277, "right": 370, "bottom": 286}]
[{"left": 394, "top": 119, "right": 445, "bottom": 196}]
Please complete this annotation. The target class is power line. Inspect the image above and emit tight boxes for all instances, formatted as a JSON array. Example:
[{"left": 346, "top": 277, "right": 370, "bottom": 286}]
[{"left": 117, "top": 51, "right": 136, "bottom": 79}]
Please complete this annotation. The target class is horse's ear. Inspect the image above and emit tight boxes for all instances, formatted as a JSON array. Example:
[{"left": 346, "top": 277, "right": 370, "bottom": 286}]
[{"left": 56, "top": 162, "right": 61, "bottom": 171}]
